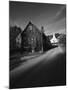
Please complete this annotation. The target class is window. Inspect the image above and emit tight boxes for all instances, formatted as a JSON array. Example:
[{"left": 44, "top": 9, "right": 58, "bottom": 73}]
[{"left": 29, "top": 25, "right": 32, "bottom": 30}]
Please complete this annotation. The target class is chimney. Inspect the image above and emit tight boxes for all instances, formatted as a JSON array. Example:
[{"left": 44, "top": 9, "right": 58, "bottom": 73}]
[
  {"left": 41, "top": 26, "right": 44, "bottom": 52},
  {"left": 41, "top": 26, "right": 44, "bottom": 33}
]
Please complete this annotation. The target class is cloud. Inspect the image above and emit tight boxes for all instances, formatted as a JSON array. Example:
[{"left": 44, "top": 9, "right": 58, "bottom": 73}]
[
  {"left": 45, "top": 5, "right": 66, "bottom": 29},
  {"left": 45, "top": 18, "right": 66, "bottom": 35},
  {"left": 45, "top": 5, "right": 66, "bottom": 35},
  {"left": 53, "top": 5, "right": 66, "bottom": 22}
]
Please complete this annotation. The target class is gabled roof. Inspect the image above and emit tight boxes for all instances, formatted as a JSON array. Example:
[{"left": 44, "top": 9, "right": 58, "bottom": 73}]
[{"left": 22, "top": 21, "right": 41, "bottom": 34}]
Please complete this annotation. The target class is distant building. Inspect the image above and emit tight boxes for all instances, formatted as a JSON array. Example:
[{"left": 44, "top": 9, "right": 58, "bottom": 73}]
[
  {"left": 16, "top": 33, "right": 22, "bottom": 48},
  {"left": 50, "top": 33, "right": 58, "bottom": 46}
]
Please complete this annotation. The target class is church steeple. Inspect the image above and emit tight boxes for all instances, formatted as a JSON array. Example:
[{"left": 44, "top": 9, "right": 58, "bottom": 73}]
[{"left": 50, "top": 33, "right": 58, "bottom": 44}]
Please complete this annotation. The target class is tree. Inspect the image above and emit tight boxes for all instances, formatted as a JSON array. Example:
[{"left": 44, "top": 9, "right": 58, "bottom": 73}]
[
  {"left": 55, "top": 33, "right": 60, "bottom": 38},
  {"left": 10, "top": 26, "right": 22, "bottom": 50},
  {"left": 58, "top": 34, "right": 66, "bottom": 46}
]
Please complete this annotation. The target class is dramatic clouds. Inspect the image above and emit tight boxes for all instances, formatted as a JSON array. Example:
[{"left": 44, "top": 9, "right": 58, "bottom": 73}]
[
  {"left": 54, "top": 6, "right": 66, "bottom": 21},
  {"left": 10, "top": 1, "right": 66, "bottom": 35},
  {"left": 45, "top": 5, "right": 66, "bottom": 34}
]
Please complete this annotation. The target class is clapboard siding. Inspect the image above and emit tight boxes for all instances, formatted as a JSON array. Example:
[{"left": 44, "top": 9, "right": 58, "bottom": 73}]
[{"left": 21, "top": 22, "right": 42, "bottom": 52}]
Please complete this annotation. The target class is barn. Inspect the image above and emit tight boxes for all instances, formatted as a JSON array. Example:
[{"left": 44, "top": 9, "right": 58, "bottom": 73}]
[
  {"left": 21, "top": 21, "right": 52, "bottom": 53},
  {"left": 21, "top": 21, "right": 43, "bottom": 53}
]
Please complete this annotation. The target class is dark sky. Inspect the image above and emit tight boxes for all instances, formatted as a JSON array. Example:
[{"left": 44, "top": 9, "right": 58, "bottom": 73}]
[{"left": 9, "top": 1, "right": 66, "bottom": 35}]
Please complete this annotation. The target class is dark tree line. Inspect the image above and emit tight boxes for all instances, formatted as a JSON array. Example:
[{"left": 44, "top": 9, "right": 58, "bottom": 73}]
[{"left": 10, "top": 26, "right": 22, "bottom": 54}]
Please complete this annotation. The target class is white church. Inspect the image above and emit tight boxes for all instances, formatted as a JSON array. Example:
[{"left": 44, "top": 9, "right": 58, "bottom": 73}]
[{"left": 50, "top": 33, "right": 58, "bottom": 45}]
